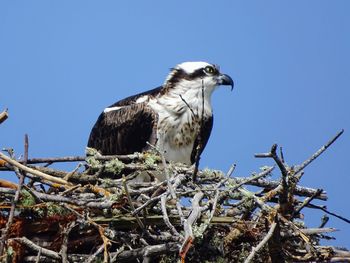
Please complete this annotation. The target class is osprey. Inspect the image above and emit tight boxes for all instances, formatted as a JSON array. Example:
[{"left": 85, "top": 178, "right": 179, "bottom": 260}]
[{"left": 88, "top": 62, "right": 233, "bottom": 165}]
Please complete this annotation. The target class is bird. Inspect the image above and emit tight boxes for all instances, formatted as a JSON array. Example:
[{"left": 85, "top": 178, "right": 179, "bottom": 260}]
[{"left": 88, "top": 61, "right": 233, "bottom": 166}]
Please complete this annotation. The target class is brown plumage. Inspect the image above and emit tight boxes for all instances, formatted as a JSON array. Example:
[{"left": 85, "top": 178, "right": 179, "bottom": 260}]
[{"left": 88, "top": 62, "right": 233, "bottom": 165}]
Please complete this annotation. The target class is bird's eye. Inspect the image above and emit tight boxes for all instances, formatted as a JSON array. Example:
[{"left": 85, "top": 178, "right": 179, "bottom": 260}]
[{"left": 204, "top": 66, "right": 215, "bottom": 74}]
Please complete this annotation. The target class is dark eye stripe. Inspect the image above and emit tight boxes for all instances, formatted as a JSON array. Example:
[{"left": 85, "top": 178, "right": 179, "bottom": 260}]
[
  {"left": 189, "top": 68, "right": 207, "bottom": 79},
  {"left": 166, "top": 65, "right": 219, "bottom": 87}
]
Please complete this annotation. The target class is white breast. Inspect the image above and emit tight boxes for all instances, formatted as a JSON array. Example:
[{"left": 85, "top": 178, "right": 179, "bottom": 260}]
[{"left": 147, "top": 89, "right": 212, "bottom": 165}]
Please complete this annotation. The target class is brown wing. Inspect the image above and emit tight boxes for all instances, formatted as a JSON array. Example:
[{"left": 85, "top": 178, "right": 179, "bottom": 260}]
[
  {"left": 88, "top": 103, "right": 158, "bottom": 155},
  {"left": 190, "top": 115, "right": 213, "bottom": 164}
]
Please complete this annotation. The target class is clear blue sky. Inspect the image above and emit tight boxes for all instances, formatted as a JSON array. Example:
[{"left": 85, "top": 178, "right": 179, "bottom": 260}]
[{"left": 1, "top": 1, "right": 349, "bottom": 247}]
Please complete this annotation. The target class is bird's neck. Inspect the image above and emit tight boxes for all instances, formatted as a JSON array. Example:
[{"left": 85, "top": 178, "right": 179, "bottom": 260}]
[{"left": 159, "top": 81, "right": 214, "bottom": 117}]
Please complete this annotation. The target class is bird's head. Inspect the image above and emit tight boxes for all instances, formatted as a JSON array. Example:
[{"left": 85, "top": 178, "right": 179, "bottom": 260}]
[{"left": 163, "top": 62, "right": 234, "bottom": 96}]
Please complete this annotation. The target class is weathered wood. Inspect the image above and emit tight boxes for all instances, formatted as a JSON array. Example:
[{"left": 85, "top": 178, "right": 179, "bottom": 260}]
[{"left": 0, "top": 130, "right": 348, "bottom": 262}]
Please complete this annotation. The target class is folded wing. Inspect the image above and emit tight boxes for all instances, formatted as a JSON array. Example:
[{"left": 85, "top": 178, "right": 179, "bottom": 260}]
[{"left": 88, "top": 102, "right": 158, "bottom": 155}]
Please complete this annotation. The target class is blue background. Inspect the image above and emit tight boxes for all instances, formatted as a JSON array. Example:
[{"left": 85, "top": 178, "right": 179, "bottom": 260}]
[{"left": 1, "top": 1, "right": 349, "bottom": 247}]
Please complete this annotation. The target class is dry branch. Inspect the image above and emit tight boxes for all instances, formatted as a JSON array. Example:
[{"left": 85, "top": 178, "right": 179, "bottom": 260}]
[
  {"left": 0, "top": 109, "right": 8, "bottom": 125},
  {"left": 11, "top": 237, "right": 61, "bottom": 260},
  {"left": 0, "top": 152, "right": 70, "bottom": 186},
  {"left": 244, "top": 220, "right": 278, "bottom": 263}
]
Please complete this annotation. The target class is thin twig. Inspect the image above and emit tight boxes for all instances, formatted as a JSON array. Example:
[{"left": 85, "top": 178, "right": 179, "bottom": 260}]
[
  {"left": 292, "top": 189, "right": 323, "bottom": 218},
  {"left": 85, "top": 244, "right": 105, "bottom": 263},
  {"left": 20, "top": 153, "right": 143, "bottom": 165},
  {"left": 62, "top": 204, "right": 111, "bottom": 263},
  {"left": 218, "top": 166, "right": 275, "bottom": 204},
  {"left": 319, "top": 215, "right": 329, "bottom": 228},
  {"left": 160, "top": 151, "right": 185, "bottom": 224},
  {"left": 301, "top": 227, "right": 337, "bottom": 235},
  {"left": 122, "top": 175, "right": 145, "bottom": 230},
  {"left": 60, "top": 222, "right": 76, "bottom": 263},
  {"left": 192, "top": 79, "right": 205, "bottom": 181},
  {"left": 160, "top": 194, "right": 183, "bottom": 238},
  {"left": 255, "top": 144, "right": 290, "bottom": 213},
  {"left": 146, "top": 142, "right": 185, "bottom": 223},
  {"left": 0, "top": 151, "right": 70, "bottom": 186},
  {"left": 294, "top": 129, "right": 344, "bottom": 178},
  {"left": 244, "top": 221, "right": 278, "bottom": 263},
  {"left": 0, "top": 165, "right": 26, "bottom": 256},
  {"left": 63, "top": 162, "right": 83, "bottom": 181},
  {"left": 231, "top": 166, "right": 274, "bottom": 193},
  {"left": 179, "top": 94, "right": 196, "bottom": 118},
  {"left": 113, "top": 242, "right": 179, "bottom": 262},
  {"left": 0, "top": 109, "right": 8, "bottom": 124},
  {"left": 180, "top": 192, "right": 206, "bottom": 259},
  {"left": 308, "top": 203, "right": 350, "bottom": 224},
  {"left": 208, "top": 164, "right": 236, "bottom": 224},
  {"left": 227, "top": 175, "right": 327, "bottom": 200},
  {"left": 257, "top": 131, "right": 343, "bottom": 204},
  {"left": 24, "top": 134, "right": 29, "bottom": 165},
  {"left": 280, "top": 146, "right": 285, "bottom": 163},
  {"left": 28, "top": 188, "right": 116, "bottom": 209},
  {"left": 132, "top": 192, "right": 167, "bottom": 216},
  {"left": 35, "top": 248, "right": 42, "bottom": 263},
  {"left": 12, "top": 237, "right": 61, "bottom": 260}
]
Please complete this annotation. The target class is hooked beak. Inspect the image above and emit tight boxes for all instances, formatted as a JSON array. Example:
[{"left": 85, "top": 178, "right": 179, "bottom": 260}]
[{"left": 217, "top": 73, "right": 234, "bottom": 90}]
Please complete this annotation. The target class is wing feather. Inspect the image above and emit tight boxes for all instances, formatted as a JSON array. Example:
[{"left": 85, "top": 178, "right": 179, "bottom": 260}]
[
  {"left": 88, "top": 103, "right": 158, "bottom": 155},
  {"left": 109, "top": 86, "right": 163, "bottom": 107}
]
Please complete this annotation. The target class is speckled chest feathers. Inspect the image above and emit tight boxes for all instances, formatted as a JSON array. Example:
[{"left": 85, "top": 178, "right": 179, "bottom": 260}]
[{"left": 147, "top": 80, "right": 214, "bottom": 165}]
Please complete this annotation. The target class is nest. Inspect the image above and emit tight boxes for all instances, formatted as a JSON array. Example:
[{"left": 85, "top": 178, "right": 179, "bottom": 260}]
[{"left": 0, "top": 128, "right": 349, "bottom": 262}]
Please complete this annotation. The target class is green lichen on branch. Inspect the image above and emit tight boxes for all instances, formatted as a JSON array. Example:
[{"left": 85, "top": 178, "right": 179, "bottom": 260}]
[
  {"left": 104, "top": 158, "right": 125, "bottom": 174},
  {"left": 0, "top": 130, "right": 349, "bottom": 262},
  {"left": 85, "top": 147, "right": 125, "bottom": 175},
  {"left": 19, "top": 189, "right": 36, "bottom": 207},
  {"left": 142, "top": 152, "right": 161, "bottom": 168}
]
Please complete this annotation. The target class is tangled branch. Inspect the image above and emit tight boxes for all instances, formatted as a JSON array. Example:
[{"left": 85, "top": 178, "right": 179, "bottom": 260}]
[{"left": 0, "top": 129, "right": 349, "bottom": 262}]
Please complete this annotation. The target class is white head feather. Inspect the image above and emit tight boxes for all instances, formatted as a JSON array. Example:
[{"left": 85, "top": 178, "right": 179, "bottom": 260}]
[{"left": 176, "top": 61, "right": 211, "bottom": 74}]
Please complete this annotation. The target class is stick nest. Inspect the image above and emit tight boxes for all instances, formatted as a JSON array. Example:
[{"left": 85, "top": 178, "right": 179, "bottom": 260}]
[{"left": 0, "top": 131, "right": 349, "bottom": 263}]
